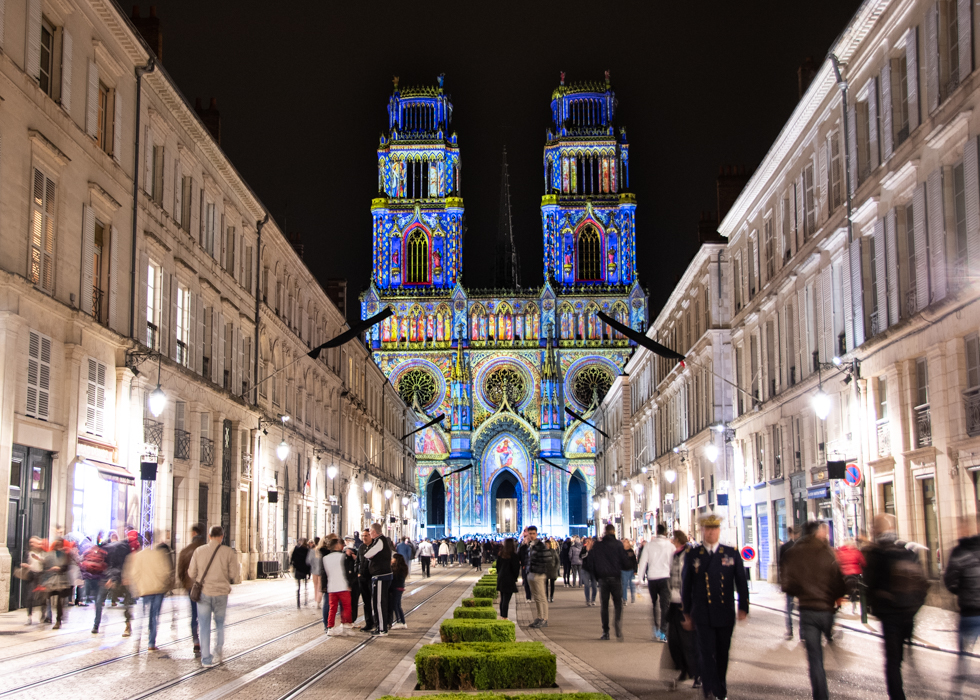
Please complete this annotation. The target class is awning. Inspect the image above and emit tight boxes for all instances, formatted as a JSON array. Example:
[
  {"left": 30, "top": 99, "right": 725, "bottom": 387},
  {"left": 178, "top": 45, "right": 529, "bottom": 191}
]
[
  {"left": 807, "top": 485, "right": 830, "bottom": 500},
  {"left": 84, "top": 458, "right": 136, "bottom": 486}
]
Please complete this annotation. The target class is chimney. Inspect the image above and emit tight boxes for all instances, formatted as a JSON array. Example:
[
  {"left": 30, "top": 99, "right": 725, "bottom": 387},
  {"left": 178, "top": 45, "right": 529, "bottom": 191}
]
[
  {"left": 288, "top": 229, "right": 304, "bottom": 260},
  {"left": 798, "top": 56, "right": 817, "bottom": 99},
  {"left": 325, "top": 280, "right": 348, "bottom": 318},
  {"left": 131, "top": 6, "right": 163, "bottom": 61},
  {"left": 717, "top": 164, "right": 750, "bottom": 224},
  {"left": 195, "top": 97, "right": 221, "bottom": 145},
  {"left": 697, "top": 210, "right": 722, "bottom": 244}
]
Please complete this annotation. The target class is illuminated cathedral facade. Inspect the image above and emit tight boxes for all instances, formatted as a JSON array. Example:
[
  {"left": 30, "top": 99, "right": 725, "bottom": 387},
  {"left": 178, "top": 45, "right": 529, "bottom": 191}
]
[{"left": 361, "top": 73, "right": 647, "bottom": 537}]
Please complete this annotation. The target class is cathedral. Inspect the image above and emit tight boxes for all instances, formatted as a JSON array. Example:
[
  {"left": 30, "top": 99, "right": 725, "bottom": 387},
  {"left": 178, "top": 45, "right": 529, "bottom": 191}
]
[{"left": 360, "top": 73, "right": 647, "bottom": 538}]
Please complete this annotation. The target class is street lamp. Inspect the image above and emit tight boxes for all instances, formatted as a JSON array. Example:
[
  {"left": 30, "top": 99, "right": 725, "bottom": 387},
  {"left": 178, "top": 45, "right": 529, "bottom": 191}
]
[
  {"left": 327, "top": 465, "right": 338, "bottom": 480},
  {"left": 632, "top": 482, "right": 644, "bottom": 495},
  {"left": 401, "top": 496, "right": 409, "bottom": 506},
  {"left": 147, "top": 352, "right": 167, "bottom": 417},
  {"left": 705, "top": 443, "right": 719, "bottom": 463},
  {"left": 384, "top": 488, "right": 393, "bottom": 500},
  {"left": 664, "top": 469, "right": 677, "bottom": 484},
  {"left": 363, "top": 480, "right": 373, "bottom": 493},
  {"left": 614, "top": 492, "right": 624, "bottom": 505},
  {"left": 276, "top": 414, "right": 290, "bottom": 461},
  {"left": 812, "top": 387, "right": 832, "bottom": 421}
]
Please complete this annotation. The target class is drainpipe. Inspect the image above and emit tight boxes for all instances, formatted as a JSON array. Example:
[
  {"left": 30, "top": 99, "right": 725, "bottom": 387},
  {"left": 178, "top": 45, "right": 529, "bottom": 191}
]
[
  {"left": 830, "top": 54, "right": 854, "bottom": 247},
  {"left": 129, "top": 57, "right": 156, "bottom": 341},
  {"left": 253, "top": 214, "right": 269, "bottom": 405}
]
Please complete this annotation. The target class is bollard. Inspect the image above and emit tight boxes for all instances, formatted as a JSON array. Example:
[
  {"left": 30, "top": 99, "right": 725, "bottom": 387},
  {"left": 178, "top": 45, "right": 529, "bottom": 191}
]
[{"left": 860, "top": 583, "right": 868, "bottom": 624}]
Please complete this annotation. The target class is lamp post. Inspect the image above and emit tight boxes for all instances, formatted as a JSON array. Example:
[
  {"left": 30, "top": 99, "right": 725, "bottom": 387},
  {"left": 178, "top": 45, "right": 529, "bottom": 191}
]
[{"left": 327, "top": 464, "right": 338, "bottom": 532}]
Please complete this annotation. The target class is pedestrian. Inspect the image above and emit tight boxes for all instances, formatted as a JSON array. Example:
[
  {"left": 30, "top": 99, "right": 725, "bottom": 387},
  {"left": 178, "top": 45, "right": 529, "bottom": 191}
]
[
  {"left": 309, "top": 537, "right": 325, "bottom": 608},
  {"left": 778, "top": 526, "right": 798, "bottom": 640},
  {"left": 865, "top": 513, "right": 928, "bottom": 700},
  {"left": 569, "top": 536, "right": 583, "bottom": 587},
  {"left": 438, "top": 540, "right": 451, "bottom": 567},
  {"left": 177, "top": 524, "right": 207, "bottom": 653},
  {"left": 42, "top": 538, "right": 71, "bottom": 629},
  {"left": 591, "top": 524, "right": 629, "bottom": 640},
  {"left": 526, "top": 527, "right": 551, "bottom": 628},
  {"left": 638, "top": 523, "right": 674, "bottom": 642},
  {"left": 836, "top": 539, "right": 866, "bottom": 615},
  {"left": 343, "top": 540, "right": 362, "bottom": 626},
  {"left": 125, "top": 532, "right": 175, "bottom": 651},
  {"left": 469, "top": 540, "right": 483, "bottom": 571},
  {"left": 496, "top": 537, "right": 521, "bottom": 619},
  {"left": 396, "top": 537, "right": 414, "bottom": 576},
  {"left": 94, "top": 528, "right": 134, "bottom": 637},
  {"left": 187, "top": 525, "right": 240, "bottom": 668},
  {"left": 290, "top": 538, "right": 311, "bottom": 608},
  {"left": 518, "top": 529, "right": 533, "bottom": 602},
  {"left": 364, "top": 522, "right": 394, "bottom": 636},
  {"left": 560, "top": 538, "right": 572, "bottom": 586},
  {"left": 20, "top": 537, "right": 46, "bottom": 625},
  {"left": 390, "top": 553, "right": 408, "bottom": 629},
  {"left": 79, "top": 538, "right": 107, "bottom": 610},
  {"left": 322, "top": 535, "right": 353, "bottom": 636},
  {"left": 666, "top": 530, "right": 700, "bottom": 688},
  {"left": 357, "top": 529, "right": 376, "bottom": 632},
  {"left": 580, "top": 537, "right": 598, "bottom": 606},
  {"left": 546, "top": 538, "right": 560, "bottom": 603},
  {"left": 944, "top": 516, "right": 980, "bottom": 687},
  {"left": 456, "top": 538, "right": 466, "bottom": 565},
  {"left": 621, "top": 538, "right": 638, "bottom": 605},
  {"left": 781, "top": 520, "right": 846, "bottom": 700},
  {"left": 417, "top": 538, "right": 434, "bottom": 577},
  {"left": 681, "top": 513, "right": 749, "bottom": 700}
]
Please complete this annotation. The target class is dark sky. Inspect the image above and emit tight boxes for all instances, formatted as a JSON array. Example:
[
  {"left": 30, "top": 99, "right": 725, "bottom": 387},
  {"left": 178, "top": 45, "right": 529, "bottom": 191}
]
[{"left": 135, "top": 0, "right": 862, "bottom": 320}]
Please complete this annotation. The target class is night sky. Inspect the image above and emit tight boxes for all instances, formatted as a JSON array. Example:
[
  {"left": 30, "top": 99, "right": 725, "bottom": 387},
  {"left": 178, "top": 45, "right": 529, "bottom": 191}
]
[{"left": 135, "top": 0, "right": 862, "bottom": 321}]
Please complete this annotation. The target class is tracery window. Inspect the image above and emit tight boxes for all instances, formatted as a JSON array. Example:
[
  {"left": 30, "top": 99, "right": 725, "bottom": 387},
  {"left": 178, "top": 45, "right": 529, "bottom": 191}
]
[
  {"left": 484, "top": 366, "right": 528, "bottom": 408},
  {"left": 398, "top": 368, "right": 437, "bottom": 409},
  {"left": 406, "top": 229, "right": 429, "bottom": 284},
  {"left": 576, "top": 226, "right": 602, "bottom": 281},
  {"left": 572, "top": 364, "right": 613, "bottom": 406}
]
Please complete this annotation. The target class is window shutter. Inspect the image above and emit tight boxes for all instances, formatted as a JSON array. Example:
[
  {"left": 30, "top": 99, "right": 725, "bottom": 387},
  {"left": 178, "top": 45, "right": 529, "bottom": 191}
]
[
  {"left": 112, "top": 90, "right": 122, "bottom": 162},
  {"left": 210, "top": 307, "right": 219, "bottom": 383},
  {"left": 964, "top": 136, "right": 980, "bottom": 276},
  {"left": 60, "top": 29, "right": 72, "bottom": 114},
  {"left": 162, "top": 150, "right": 173, "bottom": 215},
  {"left": 186, "top": 288, "right": 196, "bottom": 370},
  {"left": 795, "top": 178, "right": 804, "bottom": 247},
  {"left": 790, "top": 298, "right": 800, "bottom": 380},
  {"left": 867, "top": 77, "right": 879, "bottom": 171},
  {"left": 176, "top": 401, "right": 185, "bottom": 432},
  {"left": 907, "top": 27, "right": 921, "bottom": 131},
  {"left": 26, "top": 0, "right": 40, "bottom": 80},
  {"left": 79, "top": 205, "right": 95, "bottom": 315},
  {"left": 169, "top": 275, "right": 178, "bottom": 361},
  {"left": 925, "top": 2, "right": 939, "bottom": 113},
  {"left": 160, "top": 270, "right": 170, "bottom": 356},
  {"left": 137, "top": 251, "right": 148, "bottom": 341},
  {"left": 821, "top": 266, "right": 832, "bottom": 360},
  {"left": 234, "top": 327, "right": 242, "bottom": 394},
  {"left": 85, "top": 358, "right": 106, "bottom": 437},
  {"left": 850, "top": 239, "right": 865, "bottom": 346},
  {"left": 108, "top": 225, "right": 119, "bottom": 332},
  {"left": 85, "top": 60, "right": 99, "bottom": 138},
  {"left": 926, "top": 168, "right": 947, "bottom": 302},
  {"left": 847, "top": 104, "right": 858, "bottom": 196},
  {"left": 26, "top": 330, "right": 51, "bottom": 420},
  {"left": 874, "top": 219, "right": 887, "bottom": 330},
  {"left": 217, "top": 312, "right": 226, "bottom": 385},
  {"left": 913, "top": 182, "right": 930, "bottom": 312},
  {"left": 885, "top": 209, "right": 900, "bottom": 326},
  {"left": 842, "top": 250, "right": 854, "bottom": 352},
  {"left": 174, "top": 161, "right": 182, "bottom": 227},
  {"left": 796, "top": 288, "right": 807, "bottom": 378},
  {"left": 0, "top": 0, "right": 6, "bottom": 50},
  {"left": 143, "top": 125, "right": 153, "bottom": 194},
  {"left": 195, "top": 296, "right": 204, "bottom": 375},
  {"left": 881, "top": 62, "right": 893, "bottom": 160},
  {"left": 818, "top": 140, "right": 828, "bottom": 220},
  {"left": 959, "top": 0, "right": 973, "bottom": 78}
]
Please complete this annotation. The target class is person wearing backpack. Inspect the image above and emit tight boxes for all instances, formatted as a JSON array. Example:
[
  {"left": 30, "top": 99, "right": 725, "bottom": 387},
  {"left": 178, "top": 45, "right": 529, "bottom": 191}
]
[
  {"left": 864, "top": 513, "right": 928, "bottom": 700},
  {"left": 943, "top": 517, "right": 980, "bottom": 685}
]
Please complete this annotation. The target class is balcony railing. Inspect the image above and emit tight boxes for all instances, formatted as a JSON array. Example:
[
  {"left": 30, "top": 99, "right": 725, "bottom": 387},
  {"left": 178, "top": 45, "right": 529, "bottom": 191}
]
[
  {"left": 906, "top": 289, "right": 917, "bottom": 318},
  {"left": 896, "top": 123, "right": 910, "bottom": 146},
  {"left": 876, "top": 420, "right": 891, "bottom": 458},
  {"left": 201, "top": 437, "right": 214, "bottom": 466},
  {"left": 869, "top": 310, "right": 880, "bottom": 338},
  {"left": 914, "top": 405, "right": 932, "bottom": 448},
  {"left": 176, "top": 340, "right": 188, "bottom": 368},
  {"left": 143, "top": 418, "right": 163, "bottom": 448},
  {"left": 146, "top": 322, "right": 158, "bottom": 350},
  {"left": 966, "top": 388, "right": 980, "bottom": 437},
  {"left": 91, "top": 287, "right": 104, "bottom": 324},
  {"left": 174, "top": 428, "right": 191, "bottom": 460}
]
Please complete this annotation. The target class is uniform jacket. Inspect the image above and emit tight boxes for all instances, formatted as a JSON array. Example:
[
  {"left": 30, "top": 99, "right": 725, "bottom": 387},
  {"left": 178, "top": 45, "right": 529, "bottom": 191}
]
[{"left": 682, "top": 542, "right": 749, "bottom": 627}]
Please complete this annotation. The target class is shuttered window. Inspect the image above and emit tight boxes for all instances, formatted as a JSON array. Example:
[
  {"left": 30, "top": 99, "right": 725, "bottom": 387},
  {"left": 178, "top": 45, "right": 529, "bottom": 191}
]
[
  {"left": 85, "top": 358, "right": 107, "bottom": 436},
  {"left": 30, "top": 167, "right": 56, "bottom": 292},
  {"left": 966, "top": 334, "right": 980, "bottom": 390},
  {"left": 97, "top": 82, "right": 109, "bottom": 152},
  {"left": 829, "top": 133, "right": 843, "bottom": 212},
  {"left": 39, "top": 17, "right": 53, "bottom": 96},
  {"left": 175, "top": 285, "right": 191, "bottom": 368},
  {"left": 953, "top": 160, "right": 968, "bottom": 273},
  {"left": 804, "top": 163, "right": 816, "bottom": 237},
  {"left": 27, "top": 331, "right": 51, "bottom": 421}
]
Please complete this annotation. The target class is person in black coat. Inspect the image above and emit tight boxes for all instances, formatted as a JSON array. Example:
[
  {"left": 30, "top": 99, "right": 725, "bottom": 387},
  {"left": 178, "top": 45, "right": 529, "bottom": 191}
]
[
  {"left": 496, "top": 538, "right": 522, "bottom": 619},
  {"left": 591, "top": 523, "right": 629, "bottom": 640},
  {"left": 290, "top": 539, "right": 311, "bottom": 608},
  {"left": 560, "top": 538, "right": 572, "bottom": 586}
]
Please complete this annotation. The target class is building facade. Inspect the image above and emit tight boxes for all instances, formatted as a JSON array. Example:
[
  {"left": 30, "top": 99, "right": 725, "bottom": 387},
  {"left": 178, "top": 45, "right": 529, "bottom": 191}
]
[
  {"left": 0, "top": 0, "right": 415, "bottom": 612},
  {"left": 720, "top": 0, "right": 980, "bottom": 587},
  {"left": 361, "top": 75, "right": 647, "bottom": 538}
]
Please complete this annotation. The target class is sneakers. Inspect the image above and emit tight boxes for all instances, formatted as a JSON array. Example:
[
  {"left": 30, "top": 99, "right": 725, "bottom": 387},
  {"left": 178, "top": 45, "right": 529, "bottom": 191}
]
[
  {"left": 193, "top": 643, "right": 201, "bottom": 654},
  {"left": 327, "top": 627, "right": 341, "bottom": 636},
  {"left": 654, "top": 630, "right": 666, "bottom": 643},
  {"left": 91, "top": 627, "right": 99, "bottom": 635},
  {"left": 390, "top": 622, "right": 407, "bottom": 629},
  {"left": 371, "top": 629, "right": 389, "bottom": 637},
  {"left": 528, "top": 619, "right": 543, "bottom": 628},
  {"left": 599, "top": 633, "right": 610, "bottom": 640},
  {"left": 122, "top": 624, "right": 131, "bottom": 638},
  {"left": 201, "top": 659, "right": 216, "bottom": 668}
]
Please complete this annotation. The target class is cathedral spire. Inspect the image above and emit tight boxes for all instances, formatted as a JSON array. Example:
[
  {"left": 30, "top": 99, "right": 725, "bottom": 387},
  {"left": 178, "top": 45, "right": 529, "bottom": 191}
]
[{"left": 495, "top": 147, "right": 520, "bottom": 288}]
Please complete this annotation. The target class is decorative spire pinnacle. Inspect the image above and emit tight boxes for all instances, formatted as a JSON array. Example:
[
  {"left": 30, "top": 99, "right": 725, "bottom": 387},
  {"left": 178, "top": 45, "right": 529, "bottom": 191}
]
[{"left": 495, "top": 147, "right": 520, "bottom": 288}]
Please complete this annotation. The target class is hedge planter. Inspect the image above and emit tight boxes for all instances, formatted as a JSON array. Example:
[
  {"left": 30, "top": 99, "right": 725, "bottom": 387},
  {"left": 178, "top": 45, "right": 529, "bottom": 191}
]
[
  {"left": 381, "top": 694, "right": 611, "bottom": 700},
  {"left": 440, "top": 618, "right": 516, "bottom": 643},
  {"left": 472, "top": 585, "right": 496, "bottom": 599},
  {"left": 453, "top": 606, "right": 497, "bottom": 619},
  {"left": 461, "top": 597, "right": 494, "bottom": 607},
  {"left": 415, "top": 641, "right": 557, "bottom": 690}
]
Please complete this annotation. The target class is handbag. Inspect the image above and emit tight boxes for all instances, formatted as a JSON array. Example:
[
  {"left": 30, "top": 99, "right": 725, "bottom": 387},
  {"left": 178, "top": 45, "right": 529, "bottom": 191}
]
[{"left": 190, "top": 545, "right": 221, "bottom": 603}]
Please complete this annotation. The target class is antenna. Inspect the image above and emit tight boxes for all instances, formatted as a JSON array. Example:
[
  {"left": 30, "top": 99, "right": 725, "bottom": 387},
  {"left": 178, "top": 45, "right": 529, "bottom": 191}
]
[{"left": 495, "top": 146, "right": 520, "bottom": 288}]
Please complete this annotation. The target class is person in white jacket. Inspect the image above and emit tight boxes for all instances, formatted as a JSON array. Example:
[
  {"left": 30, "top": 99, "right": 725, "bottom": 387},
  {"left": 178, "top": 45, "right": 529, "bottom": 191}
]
[
  {"left": 637, "top": 523, "right": 675, "bottom": 642},
  {"left": 438, "top": 541, "right": 452, "bottom": 567},
  {"left": 417, "top": 539, "right": 435, "bottom": 577},
  {"left": 322, "top": 535, "right": 352, "bottom": 636}
]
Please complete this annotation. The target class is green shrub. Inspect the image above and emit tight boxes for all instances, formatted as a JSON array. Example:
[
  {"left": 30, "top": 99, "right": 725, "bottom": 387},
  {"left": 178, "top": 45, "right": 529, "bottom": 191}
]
[
  {"left": 440, "top": 618, "right": 516, "bottom": 643},
  {"left": 477, "top": 577, "right": 497, "bottom": 585},
  {"left": 453, "top": 606, "right": 497, "bottom": 619},
  {"left": 380, "top": 694, "right": 609, "bottom": 700},
  {"left": 472, "top": 585, "right": 496, "bottom": 598},
  {"left": 415, "top": 642, "right": 557, "bottom": 690},
  {"left": 461, "top": 597, "right": 494, "bottom": 607}
]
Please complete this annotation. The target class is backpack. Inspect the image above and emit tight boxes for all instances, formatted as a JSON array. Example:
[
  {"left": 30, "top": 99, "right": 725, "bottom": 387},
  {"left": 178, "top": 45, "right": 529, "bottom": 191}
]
[
  {"left": 80, "top": 546, "right": 107, "bottom": 575},
  {"left": 885, "top": 550, "right": 929, "bottom": 613}
]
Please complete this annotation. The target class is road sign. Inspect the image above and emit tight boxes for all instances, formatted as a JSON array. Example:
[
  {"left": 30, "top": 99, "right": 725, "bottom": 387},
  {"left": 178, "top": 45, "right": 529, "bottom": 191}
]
[
  {"left": 740, "top": 545, "right": 756, "bottom": 562},
  {"left": 844, "top": 462, "right": 863, "bottom": 487}
]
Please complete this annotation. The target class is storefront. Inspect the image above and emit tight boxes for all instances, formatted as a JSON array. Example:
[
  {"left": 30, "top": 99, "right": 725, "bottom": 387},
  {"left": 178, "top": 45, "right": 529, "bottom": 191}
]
[{"left": 70, "top": 456, "right": 137, "bottom": 541}]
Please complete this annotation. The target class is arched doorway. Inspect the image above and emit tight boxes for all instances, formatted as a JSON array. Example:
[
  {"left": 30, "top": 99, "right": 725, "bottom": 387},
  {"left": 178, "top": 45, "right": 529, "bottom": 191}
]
[
  {"left": 490, "top": 470, "right": 522, "bottom": 534},
  {"left": 568, "top": 470, "right": 588, "bottom": 537},
  {"left": 426, "top": 471, "right": 445, "bottom": 540}
]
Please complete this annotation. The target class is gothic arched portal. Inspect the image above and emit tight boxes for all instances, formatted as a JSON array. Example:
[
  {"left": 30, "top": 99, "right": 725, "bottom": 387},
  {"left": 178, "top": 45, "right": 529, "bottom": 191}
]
[{"left": 426, "top": 471, "right": 445, "bottom": 540}]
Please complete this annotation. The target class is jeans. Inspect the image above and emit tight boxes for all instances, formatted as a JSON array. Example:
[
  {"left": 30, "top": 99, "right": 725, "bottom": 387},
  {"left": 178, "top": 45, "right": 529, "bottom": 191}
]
[
  {"left": 570, "top": 564, "right": 581, "bottom": 587},
  {"left": 562, "top": 562, "right": 571, "bottom": 584},
  {"left": 547, "top": 577, "right": 556, "bottom": 600},
  {"left": 84, "top": 579, "right": 100, "bottom": 604},
  {"left": 371, "top": 573, "right": 392, "bottom": 632},
  {"left": 529, "top": 574, "right": 549, "bottom": 621},
  {"left": 499, "top": 590, "right": 514, "bottom": 618},
  {"left": 190, "top": 598, "right": 199, "bottom": 642},
  {"left": 198, "top": 593, "right": 228, "bottom": 666},
  {"left": 958, "top": 614, "right": 980, "bottom": 680},
  {"left": 324, "top": 590, "right": 352, "bottom": 629},
  {"left": 581, "top": 569, "right": 597, "bottom": 602},
  {"left": 800, "top": 608, "right": 835, "bottom": 700},
  {"left": 648, "top": 578, "right": 670, "bottom": 631},
  {"left": 389, "top": 588, "right": 405, "bottom": 624},
  {"left": 93, "top": 581, "right": 132, "bottom": 630},
  {"left": 695, "top": 622, "right": 734, "bottom": 700},
  {"left": 419, "top": 556, "right": 431, "bottom": 577},
  {"left": 599, "top": 577, "right": 623, "bottom": 636},
  {"left": 141, "top": 593, "right": 164, "bottom": 647},
  {"left": 667, "top": 603, "right": 699, "bottom": 678},
  {"left": 882, "top": 618, "right": 914, "bottom": 700},
  {"left": 786, "top": 594, "right": 796, "bottom": 635},
  {"left": 621, "top": 570, "right": 635, "bottom": 602}
]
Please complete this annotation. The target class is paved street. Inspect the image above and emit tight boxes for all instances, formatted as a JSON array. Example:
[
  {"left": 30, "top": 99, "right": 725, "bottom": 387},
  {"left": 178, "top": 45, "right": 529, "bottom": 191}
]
[{"left": 0, "top": 565, "right": 975, "bottom": 699}]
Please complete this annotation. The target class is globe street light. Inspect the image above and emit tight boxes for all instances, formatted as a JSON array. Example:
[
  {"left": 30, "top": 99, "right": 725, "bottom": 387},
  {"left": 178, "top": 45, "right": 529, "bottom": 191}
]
[
  {"left": 363, "top": 480, "right": 372, "bottom": 493},
  {"left": 632, "top": 482, "right": 644, "bottom": 494},
  {"left": 148, "top": 385, "right": 167, "bottom": 418},
  {"left": 705, "top": 443, "right": 719, "bottom": 463},
  {"left": 327, "top": 465, "right": 338, "bottom": 480},
  {"left": 276, "top": 439, "right": 289, "bottom": 461},
  {"left": 664, "top": 469, "right": 677, "bottom": 484},
  {"left": 384, "top": 488, "right": 393, "bottom": 500},
  {"left": 813, "top": 387, "right": 832, "bottom": 420},
  {"left": 401, "top": 496, "right": 409, "bottom": 506}
]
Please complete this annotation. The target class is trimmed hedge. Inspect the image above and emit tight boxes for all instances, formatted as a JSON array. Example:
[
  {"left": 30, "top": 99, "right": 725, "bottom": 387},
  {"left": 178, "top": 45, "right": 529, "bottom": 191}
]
[
  {"left": 380, "top": 694, "right": 610, "bottom": 700},
  {"left": 453, "top": 606, "right": 497, "bottom": 619},
  {"left": 415, "top": 641, "right": 557, "bottom": 690},
  {"left": 472, "top": 585, "right": 496, "bottom": 599},
  {"left": 477, "top": 577, "right": 497, "bottom": 585},
  {"left": 461, "top": 597, "right": 494, "bottom": 607},
  {"left": 440, "top": 618, "right": 516, "bottom": 643}
]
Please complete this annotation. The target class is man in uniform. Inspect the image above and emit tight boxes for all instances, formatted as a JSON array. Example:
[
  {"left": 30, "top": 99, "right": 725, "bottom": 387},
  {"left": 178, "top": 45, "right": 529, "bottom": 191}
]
[{"left": 682, "top": 513, "right": 749, "bottom": 700}]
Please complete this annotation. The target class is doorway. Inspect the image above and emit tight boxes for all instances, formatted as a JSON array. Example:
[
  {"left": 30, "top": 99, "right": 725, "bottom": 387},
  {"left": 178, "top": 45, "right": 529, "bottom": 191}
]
[
  {"left": 426, "top": 472, "right": 445, "bottom": 540},
  {"left": 490, "top": 470, "right": 522, "bottom": 534},
  {"left": 7, "top": 446, "right": 52, "bottom": 611},
  {"left": 567, "top": 470, "right": 588, "bottom": 537}
]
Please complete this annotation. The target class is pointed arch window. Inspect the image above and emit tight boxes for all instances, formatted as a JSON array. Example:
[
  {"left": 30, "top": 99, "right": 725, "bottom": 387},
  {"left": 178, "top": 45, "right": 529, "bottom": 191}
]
[
  {"left": 576, "top": 225, "right": 602, "bottom": 282},
  {"left": 406, "top": 229, "right": 429, "bottom": 284}
]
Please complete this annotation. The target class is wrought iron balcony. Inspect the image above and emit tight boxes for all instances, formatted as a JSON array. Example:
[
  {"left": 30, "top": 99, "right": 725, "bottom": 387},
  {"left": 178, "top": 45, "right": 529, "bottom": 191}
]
[
  {"left": 174, "top": 428, "right": 191, "bottom": 460},
  {"left": 965, "top": 388, "right": 980, "bottom": 437},
  {"left": 906, "top": 289, "right": 917, "bottom": 318},
  {"left": 92, "top": 287, "right": 105, "bottom": 324},
  {"left": 201, "top": 437, "right": 214, "bottom": 466},
  {"left": 869, "top": 310, "right": 880, "bottom": 338},
  {"left": 143, "top": 418, "right": 163, "bottom": 448},
  {"left": 896, "top": 124, "right": 910, "bottom": 146},
  {"left": 914, "top": 405, "right": 932, "bottom": 448},
  {"left": 876, "top": 420, "right": 891, "bottom": 458}
]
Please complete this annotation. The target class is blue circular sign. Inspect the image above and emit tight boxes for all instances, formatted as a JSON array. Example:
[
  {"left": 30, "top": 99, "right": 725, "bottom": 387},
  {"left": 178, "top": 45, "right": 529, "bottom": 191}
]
[
  {"left": 844, "top": 463, "right": 863, "bottom": 487},
  {"left": 740, "top": 546, "right": 756, "bottom": 562}
]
